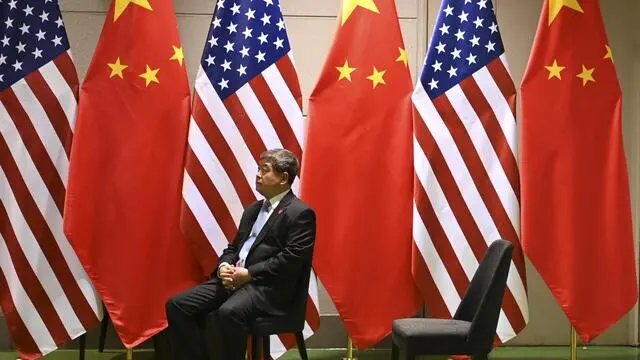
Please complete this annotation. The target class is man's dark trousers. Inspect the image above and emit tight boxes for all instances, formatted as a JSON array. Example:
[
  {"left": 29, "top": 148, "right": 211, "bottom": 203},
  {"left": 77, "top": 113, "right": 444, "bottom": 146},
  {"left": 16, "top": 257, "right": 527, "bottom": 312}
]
[{"left": 165, "top": 277, "right": 263, "bottom": 360}]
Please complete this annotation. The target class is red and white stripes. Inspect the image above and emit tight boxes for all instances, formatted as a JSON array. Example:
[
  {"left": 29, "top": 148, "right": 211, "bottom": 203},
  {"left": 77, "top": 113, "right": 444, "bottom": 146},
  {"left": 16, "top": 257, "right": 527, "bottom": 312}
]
[
  {"left": 0, "top": 51, "right": 102, "bottom": 360},
  {"left": 412, "top": 55, "right": 528, "bottom": 342},
  {"left": 181, "top": 52, "right": 319, "bottom": 358}
]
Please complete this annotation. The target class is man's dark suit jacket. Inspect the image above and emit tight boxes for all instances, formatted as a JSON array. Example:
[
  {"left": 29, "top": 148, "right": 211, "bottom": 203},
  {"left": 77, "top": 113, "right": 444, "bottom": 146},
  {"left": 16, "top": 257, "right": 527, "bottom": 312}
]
[{"left": 218, "top": 191, "right": 315, "bottom": 316}]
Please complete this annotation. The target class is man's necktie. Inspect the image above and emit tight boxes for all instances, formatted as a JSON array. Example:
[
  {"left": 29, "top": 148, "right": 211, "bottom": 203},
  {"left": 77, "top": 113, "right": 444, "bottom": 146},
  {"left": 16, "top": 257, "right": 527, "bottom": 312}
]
[{"left": 237, "top": 200, "right": 271, "bottom": 267}]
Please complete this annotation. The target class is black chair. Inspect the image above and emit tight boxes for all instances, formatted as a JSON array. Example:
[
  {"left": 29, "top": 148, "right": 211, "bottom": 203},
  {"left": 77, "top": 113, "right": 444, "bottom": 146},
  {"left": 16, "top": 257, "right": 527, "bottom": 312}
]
[
  {"left": 248, "top": 262, "right": 313, "bottom": 360},
  {"left": 391, "top": 239, "right": 514, "bottom": 360},
  {"left": 78, "top": 306, "right": 109, "bottom": 359}
]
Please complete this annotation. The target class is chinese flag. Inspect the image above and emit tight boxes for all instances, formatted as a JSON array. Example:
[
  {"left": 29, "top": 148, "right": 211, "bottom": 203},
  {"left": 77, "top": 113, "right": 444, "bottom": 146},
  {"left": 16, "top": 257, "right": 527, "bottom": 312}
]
[
  {"left": 63, "top": 0, "right": 203, "bottom": 347},
  {"left": 520, "top": 0, "right": 637, "bottom": 342},
  {"left": 301, "top": 0, "right": 421, "bottom": 348}
]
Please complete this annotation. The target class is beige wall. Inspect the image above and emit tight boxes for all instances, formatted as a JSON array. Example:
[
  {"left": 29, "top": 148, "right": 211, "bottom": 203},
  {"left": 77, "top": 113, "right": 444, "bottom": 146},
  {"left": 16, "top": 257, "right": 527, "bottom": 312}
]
[{"left": 55, "top": 0, "right": 640, "bottom": 346}]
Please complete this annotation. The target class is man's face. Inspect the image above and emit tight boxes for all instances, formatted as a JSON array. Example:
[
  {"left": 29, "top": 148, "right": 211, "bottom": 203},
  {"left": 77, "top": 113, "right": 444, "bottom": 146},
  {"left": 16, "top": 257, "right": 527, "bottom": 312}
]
[{"left": 255, "top": 160, "right": 288, "bottom": 197}]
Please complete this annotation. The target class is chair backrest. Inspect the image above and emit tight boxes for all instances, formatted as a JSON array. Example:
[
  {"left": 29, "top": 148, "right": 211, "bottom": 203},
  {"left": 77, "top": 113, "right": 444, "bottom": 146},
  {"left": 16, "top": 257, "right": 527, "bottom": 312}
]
[
  {"left": 453, "top": 239, "right": 513, "bottom": 351},
  {"left": 289, "top": 259, "right": 313, "bottom": 330}
]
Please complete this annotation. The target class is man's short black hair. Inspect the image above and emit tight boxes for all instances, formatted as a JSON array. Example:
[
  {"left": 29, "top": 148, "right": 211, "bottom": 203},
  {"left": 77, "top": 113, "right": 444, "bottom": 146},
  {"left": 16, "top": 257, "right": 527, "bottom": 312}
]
[{"left": 260, "top": 149, "right": 299, "bottom": 185}]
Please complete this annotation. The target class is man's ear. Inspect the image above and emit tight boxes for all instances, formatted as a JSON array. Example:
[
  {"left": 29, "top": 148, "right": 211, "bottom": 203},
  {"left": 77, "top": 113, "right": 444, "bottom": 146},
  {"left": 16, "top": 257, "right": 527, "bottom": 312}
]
[{"left": 281, "top": 172, "right": 289, "bottom": 185}]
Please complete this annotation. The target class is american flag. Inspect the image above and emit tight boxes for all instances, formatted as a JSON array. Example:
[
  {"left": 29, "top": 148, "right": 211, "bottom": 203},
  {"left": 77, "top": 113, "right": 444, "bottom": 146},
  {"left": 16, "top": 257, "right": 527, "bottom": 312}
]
[
  {"left": 0, "top": 0, "right": 102, "bottom": 359},
  {"left": 179, "top": 0, "right": 319, "bottom": 356},
  {"left": 411, "top": 0, "right": 528, "bottom": 341}
]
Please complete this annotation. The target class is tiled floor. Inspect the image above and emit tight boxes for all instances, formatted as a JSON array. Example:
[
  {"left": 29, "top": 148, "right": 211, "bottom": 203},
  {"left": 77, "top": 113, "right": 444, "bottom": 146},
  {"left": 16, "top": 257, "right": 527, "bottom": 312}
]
[{"left": 0, "top": 347, "right": 638, "bottom": 360}]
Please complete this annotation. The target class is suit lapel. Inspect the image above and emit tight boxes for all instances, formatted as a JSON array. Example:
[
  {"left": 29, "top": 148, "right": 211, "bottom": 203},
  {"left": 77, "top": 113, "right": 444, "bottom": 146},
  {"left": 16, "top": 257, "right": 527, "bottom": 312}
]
[
  {"left": 236, "top": 201, "right": 263, "bottom": 249},
  {"left": 248, "top": 191, "right": 295, "bottom": 254}
]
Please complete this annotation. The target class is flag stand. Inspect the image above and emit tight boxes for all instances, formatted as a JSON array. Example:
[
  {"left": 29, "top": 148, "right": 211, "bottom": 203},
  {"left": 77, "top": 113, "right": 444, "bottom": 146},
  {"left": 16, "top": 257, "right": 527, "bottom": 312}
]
[
  {"left": 341, "top": 338, "right": 357, "bottom": 360},
  {"left": 570, "top": 327, "right": 577, "bottom": 360},
  {"left": 126, "top": 348, "right": 133, "bottom": 360}
]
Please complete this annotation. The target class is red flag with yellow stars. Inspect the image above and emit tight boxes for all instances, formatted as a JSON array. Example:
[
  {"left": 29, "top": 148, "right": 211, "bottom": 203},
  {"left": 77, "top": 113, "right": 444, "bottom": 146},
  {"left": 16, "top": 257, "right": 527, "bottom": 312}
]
[
  {"left": 301, "top": 0, "right": 421, "bottom": 348},
  {"left": 521, "top": 0, "right": 637, "bottom": 342},
  {"left": 63, "top": 0, "right": 203, "bottom": 347}
]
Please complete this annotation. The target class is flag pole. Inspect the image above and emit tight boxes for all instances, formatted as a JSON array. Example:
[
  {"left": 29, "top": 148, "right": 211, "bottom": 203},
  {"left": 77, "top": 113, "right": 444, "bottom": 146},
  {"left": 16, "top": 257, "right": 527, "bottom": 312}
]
[
  {"left": 341, "top": 337, "right": 357, "bottom": 360},
  {"left": 570, "top": 327, "right": 577, "bottom": 360},
  {"left": 126, "top": 348, "right": 133, "bottom": 360}
]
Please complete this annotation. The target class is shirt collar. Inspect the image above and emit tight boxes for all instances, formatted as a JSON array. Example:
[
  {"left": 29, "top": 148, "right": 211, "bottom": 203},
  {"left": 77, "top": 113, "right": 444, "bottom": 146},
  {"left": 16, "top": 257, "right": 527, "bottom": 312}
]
[{"left": 265, "top": 189, "right": 289, "bottom": 210}]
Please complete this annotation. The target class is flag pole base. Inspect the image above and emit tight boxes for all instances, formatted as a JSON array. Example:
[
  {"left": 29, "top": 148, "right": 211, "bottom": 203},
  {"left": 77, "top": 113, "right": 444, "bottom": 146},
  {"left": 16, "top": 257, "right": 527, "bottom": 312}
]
[
  {"left": 570, "top": 327, "right": 577, "bottom": 360},
  {"left": 341, "top": 338, "right": 357, "bottom": 360}
]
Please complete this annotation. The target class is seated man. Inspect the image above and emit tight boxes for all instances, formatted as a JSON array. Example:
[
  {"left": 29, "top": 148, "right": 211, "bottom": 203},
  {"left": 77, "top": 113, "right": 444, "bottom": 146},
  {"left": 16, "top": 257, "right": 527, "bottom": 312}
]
[{"left": 166, "top": 148, "right": 316, "bottom": 360}]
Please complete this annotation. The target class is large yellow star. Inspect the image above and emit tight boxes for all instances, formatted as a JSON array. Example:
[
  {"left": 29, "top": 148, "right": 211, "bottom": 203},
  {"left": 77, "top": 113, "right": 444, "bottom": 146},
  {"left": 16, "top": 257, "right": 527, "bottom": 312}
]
[
  {"left": 170, "top": 45, "right": 185, "bottom": 66},
  {"left": 396, "top": 47, "right": 408, "bottom": 67},
  {"left": 139, "top": 65, "right": 160, "bottom": 87},
  {"left": 342, "top": 0, "right": 379, "bottom": 25},
  {"left": 604, "top": 45, "right": 614, "bottom": 63},
  {"left": 366, "top": 67, "right": 386, "bottom": 88},
  {"left": 336, "top": 60, "right": 357, "bottom": 82},
  {"left": 544, "top": 59, "right": 565, "bottom": 80},
  {"left": 548, "top": 0, "right": 583, "bottom": 25},
  {"left": 576, "top": 65, "right": 595, "bottom": 86},
  {"left": 114, "top": 0, "right": 153, "bottom": 22},
  {"left": 107, "top": 57, "right": 128, "bottom": 79}
]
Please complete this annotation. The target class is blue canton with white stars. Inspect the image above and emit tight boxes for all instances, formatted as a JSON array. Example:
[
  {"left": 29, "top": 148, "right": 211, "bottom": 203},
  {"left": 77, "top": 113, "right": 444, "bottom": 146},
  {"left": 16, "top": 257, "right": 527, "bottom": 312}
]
[
  {"left": 421, "top": 0, "right": 504, "bottom": 99},
  {"left": 0, "top": 0, "right": 70, "bottom": 91},
  {"left": 201, "top": 0, "right": 291, "bottom": 100}
]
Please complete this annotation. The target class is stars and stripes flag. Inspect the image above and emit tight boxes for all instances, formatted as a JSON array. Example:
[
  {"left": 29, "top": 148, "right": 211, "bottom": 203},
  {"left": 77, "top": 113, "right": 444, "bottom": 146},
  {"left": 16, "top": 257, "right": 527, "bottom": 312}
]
[
  {"left": 0, "top": 0, "right": 102, "bottom": 358},
  {"left": 411, "top": 0, "right": 528, "bottom": 341},
  {"left": 179, "top": 0, "right": 319, "bottom": 356}
]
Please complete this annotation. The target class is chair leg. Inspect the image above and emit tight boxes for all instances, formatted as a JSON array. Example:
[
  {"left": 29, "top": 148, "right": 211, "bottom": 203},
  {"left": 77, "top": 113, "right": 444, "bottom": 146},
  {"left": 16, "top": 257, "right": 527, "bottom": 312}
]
[
  {"left": 262, "top": 336, "right": 272, "bottom": 360},
  {"left": 98, "top": 308, "right": 109, "bottom": 352},
  {"left": 78, "top": 334, "right": 86, "bottom": 360},
  {"left": 250, "top": 335, "right": 261, "bottom": 360},
  {"left": 404, "top": 350, "right": 415, "bottom": 360},
  {"left": 294, "top": 332, "right": 308, "bottom": 360},
  {"left": 390, "top": 341, "right": 399, "bottom": 360}
]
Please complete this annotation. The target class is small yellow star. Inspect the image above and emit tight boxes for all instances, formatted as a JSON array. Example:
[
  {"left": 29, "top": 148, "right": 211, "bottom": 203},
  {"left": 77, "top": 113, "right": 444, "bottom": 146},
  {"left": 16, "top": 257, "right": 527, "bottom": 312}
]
[
  {"left": 139, "top": 65, "right": 160, "bottom": 87},
  {"left": 544, "top": 59, "right": 565, "bottom": 80},
  {"left": 336, "top": 60, "right": 357, "bottom": 82},
  {"left": 170, "top": 45, "right": 185, "bottom": 66},
  {"left": 548, "top": 0, "right": 583, "bottom": 25},
  {"left": 114, "top": 0, "right": 152, "bottom": 22},
  {"left": 342, "top": 0, "right": 379, "bottom": 25},
  {"left": 396, "top": 47, "right": 408, "bottom": 67},
  {"left": 576, "top": 65, "right": 595, "bottom": 86},
  {"left": 366, "top": 67, "right": 386, "bottom": 88},
  {"left": 107, "top": 57, "right": 128, "bottom": 79},
  {"left": 604, "top": 45, "right": 614, "bottom": 63}
]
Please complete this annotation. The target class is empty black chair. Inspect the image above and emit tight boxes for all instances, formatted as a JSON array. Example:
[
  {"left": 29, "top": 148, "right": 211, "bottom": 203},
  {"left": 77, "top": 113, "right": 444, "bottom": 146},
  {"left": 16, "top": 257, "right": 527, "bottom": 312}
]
[
  {"left": 391, "top": 239, "right": 514, "bottom": 360},
  {"left": 78, "top": 305, "right": 109, "bottom": 359},
  {"left": 248, "top": 262, "right": 312, "bottom": 360}
]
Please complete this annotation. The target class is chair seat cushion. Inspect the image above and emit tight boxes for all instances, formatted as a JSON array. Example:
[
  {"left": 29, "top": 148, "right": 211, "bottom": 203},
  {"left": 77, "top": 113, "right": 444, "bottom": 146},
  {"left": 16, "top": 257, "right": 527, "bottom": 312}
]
[
  {"left": 392, "top": 318, "right": 473, "bottom": 355},
  {"left": 250, "top": 316, "right": 303, "bottom": 335}
]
